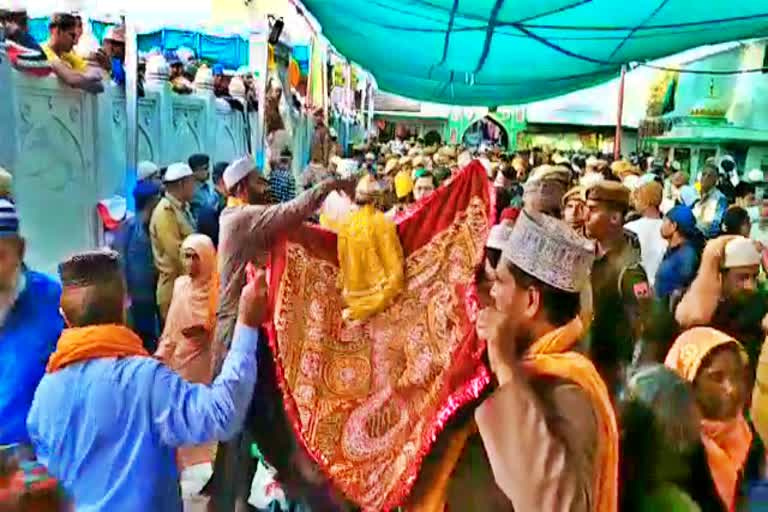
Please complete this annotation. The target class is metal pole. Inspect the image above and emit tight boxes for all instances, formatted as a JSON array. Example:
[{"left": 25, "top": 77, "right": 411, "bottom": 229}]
[
  {"left": 125, "top": 16, "right": 138, "bottom": 211},
  {"left": 614, "top": 64, "right": 627, "bottom": 161}
]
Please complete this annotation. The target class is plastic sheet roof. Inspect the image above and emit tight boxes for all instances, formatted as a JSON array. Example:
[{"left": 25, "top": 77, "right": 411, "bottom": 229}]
[{"left": 302, "top": 0, "right": 768, "bottom": 106}]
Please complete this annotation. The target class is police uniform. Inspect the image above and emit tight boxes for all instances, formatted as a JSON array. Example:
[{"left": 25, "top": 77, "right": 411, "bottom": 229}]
[{"left": 584, "top": 182, "right": 651, "bottom": 396}]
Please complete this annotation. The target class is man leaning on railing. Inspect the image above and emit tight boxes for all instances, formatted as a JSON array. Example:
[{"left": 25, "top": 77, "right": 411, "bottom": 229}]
[{"left": 41, "top": 13, "right": 103, "bottom": 94}]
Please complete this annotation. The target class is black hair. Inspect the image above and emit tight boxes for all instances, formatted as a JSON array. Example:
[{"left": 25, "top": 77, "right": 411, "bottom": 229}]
[
  {"left": 486, "top": 247, "right": 501, "bottom": 269},
  {"left": 506, "top": 261, "right": 580, "bottom": 327},
  {"left": 620, "top": 396, "right": 725, "bottom": 512},
  {"left": 49, "top": 13, "right": 76, "bottom": 30},
  {"left": 735, "top": 181, "right": 756, "bottom": 199},
  {"left": 722, "top": 206, "right": 751, "bottom": 236},
  {"left": 212, "top": 162, "right": 229, "bottom": 183}
]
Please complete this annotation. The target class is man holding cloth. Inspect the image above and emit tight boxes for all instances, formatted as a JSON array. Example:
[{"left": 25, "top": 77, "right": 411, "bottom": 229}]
[
  {"left": 27, "top": 250, "right": 265, "bottom": 511},
  {"left": 207, "top": 156, "right": 353, "bottom": 510},
  {"left": 407, "top": 210, "right": 618, "bottom": 511}
]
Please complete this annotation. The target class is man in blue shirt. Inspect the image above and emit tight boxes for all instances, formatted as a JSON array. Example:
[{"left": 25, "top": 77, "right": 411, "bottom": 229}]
[
  {"left": 27, "top": 250, "right": 263, "bottom": 511},
  {"left": 0, "top": 199, "right": 64, "bottom": 446},
  {"left": 112, "top": 180, "right": 162, "bottom": 351}
]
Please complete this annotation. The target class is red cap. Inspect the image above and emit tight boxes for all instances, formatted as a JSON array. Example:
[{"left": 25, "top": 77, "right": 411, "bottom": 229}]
[{"left": 500, "top": 207, "right": 520, "bottom": 222}]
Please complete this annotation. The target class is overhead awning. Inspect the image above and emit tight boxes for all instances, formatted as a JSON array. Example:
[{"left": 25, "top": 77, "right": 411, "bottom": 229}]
[{"left": 302, "top": 0, "right": 768, "bottom": 105}]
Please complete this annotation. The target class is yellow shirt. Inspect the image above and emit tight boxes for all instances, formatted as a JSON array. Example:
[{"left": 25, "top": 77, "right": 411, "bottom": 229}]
[
  {"left": 42, "top": 43, "right": 88, "bottom": 72},
  {"left": 337, "top": 204, "right": 404, "bottom": 322}
]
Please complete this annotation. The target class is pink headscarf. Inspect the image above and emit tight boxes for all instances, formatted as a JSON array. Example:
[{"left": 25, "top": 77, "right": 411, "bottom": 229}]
[{"left": 155, "top": 234, "right": 218, "bottom": 384}]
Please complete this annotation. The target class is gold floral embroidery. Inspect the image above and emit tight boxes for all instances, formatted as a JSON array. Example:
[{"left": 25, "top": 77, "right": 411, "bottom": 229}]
[{"left": 271, "top": 197, "right": 489, "bottom": 510}]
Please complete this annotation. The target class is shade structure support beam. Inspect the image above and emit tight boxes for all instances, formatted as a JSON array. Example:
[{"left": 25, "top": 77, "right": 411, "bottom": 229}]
[{"left": 614, "top": 64, "right": 627, "bottom": 160}]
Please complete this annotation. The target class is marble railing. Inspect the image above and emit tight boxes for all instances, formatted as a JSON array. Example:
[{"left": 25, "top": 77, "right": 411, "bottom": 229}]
[{"left": 0, "top": 57, "right": 257, "bottom": 275}]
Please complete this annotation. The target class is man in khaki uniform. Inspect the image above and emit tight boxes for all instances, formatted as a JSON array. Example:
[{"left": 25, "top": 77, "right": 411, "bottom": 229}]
[
  {"left": 583, "top": 181, "right": 651, "bottom": 396},
  {"left": 149, "top": 162, "right": 196, "bottom": 319}
]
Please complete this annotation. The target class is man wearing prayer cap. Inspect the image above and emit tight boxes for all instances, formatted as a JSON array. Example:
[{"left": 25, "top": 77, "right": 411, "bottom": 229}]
[
  {"left": 149, "top": 162, "right": 197, "bottom": 319},
  {"left": 584, "top": 180, "right": 651, "bottom": 396},
  {"left": 523, "top": 165, "right": 571, "bottom": 218},
  {"left": 137, "top": 160, "right": 160, "bottom": 184},
  {"left": 207, "top": 156, "right": 354, "bottom": 511},
  {"left": 676, "top": 235, "right": 768, "bottom": 371},
  {"left": 406, "top": 210, "right": 618, "bottom": 511},
  {"left": 27, "top": 250, "right": 266, "bottom": 511},
  {"left": 0, "top": 199, "right": 63, "bottom": 446},
  {"left": 0, "top": 167, "right": 13, "bottom": 199}
]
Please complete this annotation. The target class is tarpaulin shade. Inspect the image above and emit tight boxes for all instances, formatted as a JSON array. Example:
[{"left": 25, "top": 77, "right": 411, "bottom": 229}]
[
  {"left": 136, "top": 30, "right": 249, "bottom": 69},
  {"left": 302, "top": 0, "right": 768, "bottom": 105}
]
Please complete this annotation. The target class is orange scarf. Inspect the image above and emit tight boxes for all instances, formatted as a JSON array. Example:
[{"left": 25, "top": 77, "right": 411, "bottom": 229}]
[
  {"left": 47, "top": 324, "right": 148, "bottom": 373},
  {"left": 521, "top": 317, "right": 619, "bottom": 512},
  {"left": 664, "top": 327, "right": 752, "bottom": 511},
  {"left": 701, "top": 417, "right": 752, "bottom": 512},
  {"left": 408, "top": 318, "right": 618, "bottom": 512}
]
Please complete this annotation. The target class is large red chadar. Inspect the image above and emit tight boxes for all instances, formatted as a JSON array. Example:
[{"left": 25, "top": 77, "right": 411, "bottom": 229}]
[{"left": 264, "top": 162, "right": 494, "bottom": 510}]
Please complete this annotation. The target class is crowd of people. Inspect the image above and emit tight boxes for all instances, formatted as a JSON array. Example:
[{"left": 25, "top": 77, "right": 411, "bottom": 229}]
[
  {"left": 1, "top": 7, "right": 259, "bottom": 104},
  {"left": 2, "top": 90, "right": 768, "bottom": 511}
]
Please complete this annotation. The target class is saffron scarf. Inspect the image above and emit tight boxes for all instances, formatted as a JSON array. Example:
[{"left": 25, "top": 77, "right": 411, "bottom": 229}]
[
  {"left": 47, "top": 324, "right": 148, "bottom": 373},
  {"left": 408, "top": 317, "right": 618, "bottom": 512},
  {"left": 521, "top": 317, "right": 619, "bottom": 512},
  {"left": 665, "top": 327, "right": 752, "bottom": 511}
]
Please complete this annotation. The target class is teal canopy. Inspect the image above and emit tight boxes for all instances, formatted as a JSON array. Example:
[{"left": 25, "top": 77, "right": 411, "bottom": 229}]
[{"left": 303, "top": 0, "right": 768, "bottom": 105}]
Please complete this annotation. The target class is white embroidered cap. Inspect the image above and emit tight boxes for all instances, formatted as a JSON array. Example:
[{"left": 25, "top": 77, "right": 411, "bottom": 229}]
[
  {"left": 223, "top": 156, "right": 255, "bottom": 191},
  {"left": 486, "top": 224, "right": 514, "bottom": 251},
  {"left": 502, "top": 210, "right": 595, "bottom": 293},
  {"left": 137, "top": 161, "right": 159, "bottom": 181},
  {"left": 723, "top": 236, "right": 761, "bottom": 269},
  {"left": 163, "top": 162, "right": 194, "bottom": 183}
]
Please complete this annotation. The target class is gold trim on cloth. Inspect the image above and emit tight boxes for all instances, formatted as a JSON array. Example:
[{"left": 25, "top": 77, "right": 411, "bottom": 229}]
[{"left": 272, "top": 197, "right": 489, "bottom": 510}]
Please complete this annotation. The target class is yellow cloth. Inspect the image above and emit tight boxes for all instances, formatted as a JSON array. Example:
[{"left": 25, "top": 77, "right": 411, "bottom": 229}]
[
  {"left": 337, "top": 204, "right": 404, "bottom": 321},
  {"left": 395, "top": 170, "right": 414, "bottom": 199},
  {"left": 47, "top": 325, "right": 148, "bottom": 373},
  {"left": 42, "top": 43, "right": 88, "bottom": 72},
  {"left": 227, "top": 196, "right": 247, "bottom": 208}
]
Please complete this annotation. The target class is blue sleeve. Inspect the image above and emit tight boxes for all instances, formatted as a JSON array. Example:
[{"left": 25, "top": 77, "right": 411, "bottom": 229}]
[
  {"left": 679, "top": 248, "right": 700, "bottom": 285},
  {"left": 708, "top": 195, "right": 729, "bottom": 238},
  {"left": 150, "top": 324, "right": 258, "bottom": 446}
]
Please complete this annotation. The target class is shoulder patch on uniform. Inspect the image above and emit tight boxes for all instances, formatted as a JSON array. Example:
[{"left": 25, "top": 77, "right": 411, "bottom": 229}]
[{"left": 633, "top": 281, "right": 650, "bottom": 299}]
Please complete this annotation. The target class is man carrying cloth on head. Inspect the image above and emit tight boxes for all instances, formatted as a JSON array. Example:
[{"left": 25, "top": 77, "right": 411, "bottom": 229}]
[
  {"left": 207, "top": 156, "right": 353, "bottom": 511},
  {"left": 27, "top": 250, "right": 265, "bottom": 511},
  {"left": 406, "top": 210, "right": 618, "bottom": 511}
]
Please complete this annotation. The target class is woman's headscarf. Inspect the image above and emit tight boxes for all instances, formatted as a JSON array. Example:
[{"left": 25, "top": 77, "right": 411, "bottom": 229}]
[
  {"left": 155, "top": 234, "right": 218, "bottom": 381},
  {"left": 665, "top": 327, "right": 751, "bottom": 511}
]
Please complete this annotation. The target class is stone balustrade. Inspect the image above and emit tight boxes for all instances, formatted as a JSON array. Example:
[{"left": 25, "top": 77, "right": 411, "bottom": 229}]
[{"left": 0, "top": 53, "right": 257, "bottom": 275}]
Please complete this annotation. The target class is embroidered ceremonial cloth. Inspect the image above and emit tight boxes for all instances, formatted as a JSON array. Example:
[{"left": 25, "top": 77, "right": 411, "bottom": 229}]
[{"left": 266, "top": 161, "right": 494, "bottom": 510}]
